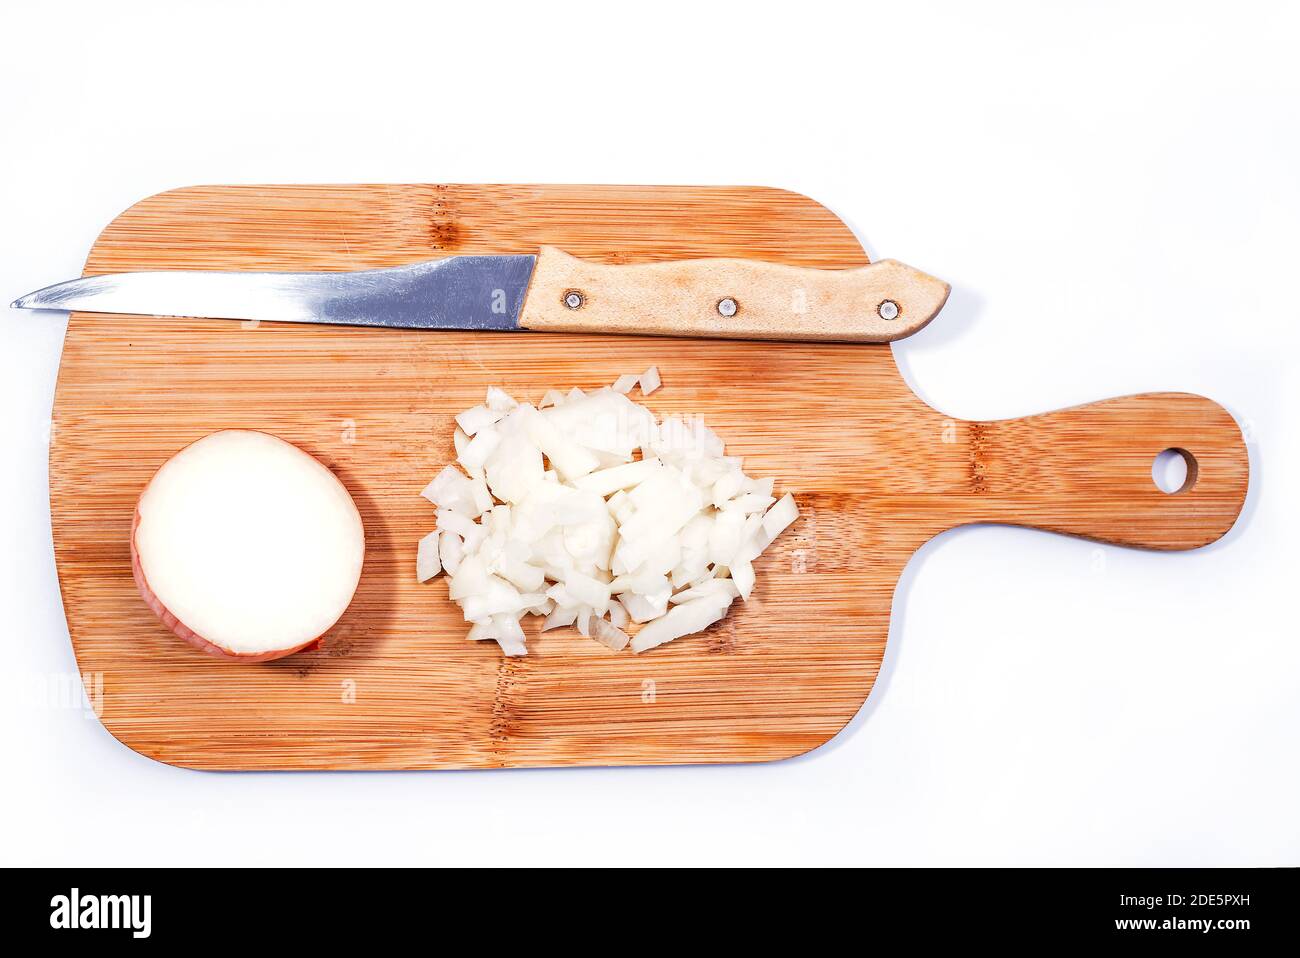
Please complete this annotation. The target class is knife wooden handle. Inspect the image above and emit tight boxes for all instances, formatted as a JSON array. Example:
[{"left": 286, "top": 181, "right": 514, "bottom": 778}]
[{"left": 519, "top": 246, "right": 949, "bottom": 342}]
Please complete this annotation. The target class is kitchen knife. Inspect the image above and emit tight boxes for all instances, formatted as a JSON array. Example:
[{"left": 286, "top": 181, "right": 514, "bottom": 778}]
[{"left": 11, "top": 245, "right": 949, "bottom": 343}]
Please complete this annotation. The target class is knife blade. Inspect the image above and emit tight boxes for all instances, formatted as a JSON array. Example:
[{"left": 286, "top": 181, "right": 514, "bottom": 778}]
[{"left": 11, "top": 245, "right": 949, "bottom": 343}]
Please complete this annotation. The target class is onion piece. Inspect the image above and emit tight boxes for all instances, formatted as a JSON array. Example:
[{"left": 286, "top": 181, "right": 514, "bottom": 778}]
[
  {"left": 437, "top": 509, "right": 480, "bottom": 541},
  {"left": 458, "top": 427, "right": 501, "bottom": 478},
  {"left": 609, "top": 569, "right": 670, "bottom": 596},
  {"left": 492, "top": 614, "right": 527, "bottom": 656},
  {"left": 455, "top": 403, "right": 507, "bottom": 437},
  {"left": 763, "top": 493, "right": 800, "bottom": 541},
  {"left": 421, "top": 465, "right": 475, "bottom": 513},
  {"left": 669, "top": 578, "right": 739, "bottom": 604},
  {"left": 416, "top": 531, "right": 441, "bottom": 582},
  {"left": 467, "top": 614, "right": 527, "bottom": 656},
  {"left": 497, "top": 553, "right": 546, "bottom": 592},
  {"left": 562, "top": 569, "right": 612, "bottom": 614},
  {"left": 543, "top": 605, "right": 579, "bottom": 631},
  {"left": 708, "top": 509, "right": 745, "bottom": 565},
  {"left": 620, "top": 587, "right": 671, "bottom": 623},
  {"left": 519, "top": 405, "right": 601, "bottom": 481},
  {"left": 453, "top": 427, "right": 471, "bottom": 466},
  {"left": 486, "top": 386, "right": 517, "bottom": 412},
  {"left": 608, "top": 597, "right": 630, "bottom": 628},
  {"left": 592, "top": 617, "right": 631, "bottom": 650},
  {"left": 484, "top": 435, "right": 544, "bottom": 504},
  {"left": 572, "top": 458, "right": 662, "bottom": 497},
  {"left": 730, "top": 492, "right": 776, "bottom": 514},
  {"left": 132, "top": 430, "right": 365, "bottom": 662},
  {"left": 730, "top": 558, "right": 756, "bottom": 601},
  {"left": 630, "top": 593, "right": 734, "bottom": 653},
  {"left": 711, "top": 469, "right": 745, "bottom": 507}
]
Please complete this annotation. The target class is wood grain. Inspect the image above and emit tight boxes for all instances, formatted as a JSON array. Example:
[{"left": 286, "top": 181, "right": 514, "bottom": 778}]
[
  {"left": 520, "top": 246, "right": 950, "bottom": 342},
  {"left": 49, "top": 184, "right": 1249, "bottom": 770}
]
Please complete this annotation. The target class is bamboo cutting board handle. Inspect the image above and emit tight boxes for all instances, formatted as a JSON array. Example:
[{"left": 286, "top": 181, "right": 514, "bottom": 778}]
[
  {"left": 519, "top": 245, "right": 950, "bottom": 342},
  {"left": 945, "top": 392, "right": 1249, "bottom": 550}
]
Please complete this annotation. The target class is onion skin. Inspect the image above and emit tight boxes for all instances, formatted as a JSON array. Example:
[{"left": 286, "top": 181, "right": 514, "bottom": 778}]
[{"left": 128, "top": 432, "right": 360, "bottom": 663}]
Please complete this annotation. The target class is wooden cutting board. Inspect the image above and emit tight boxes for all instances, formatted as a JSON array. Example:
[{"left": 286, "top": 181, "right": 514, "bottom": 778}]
[{"left": 49, "top": 184, "right": 1249, "bottom": 770}]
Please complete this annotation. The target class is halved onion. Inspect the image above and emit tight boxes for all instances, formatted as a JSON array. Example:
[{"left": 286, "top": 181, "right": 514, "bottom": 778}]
[{"left": 131, "top": 430, "right": 365, "bottom": 662}]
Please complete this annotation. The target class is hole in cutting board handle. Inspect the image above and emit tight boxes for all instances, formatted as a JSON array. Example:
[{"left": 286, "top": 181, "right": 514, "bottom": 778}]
[{"left": 1152, "top": 448, "right": 1198, "bottom": 494}]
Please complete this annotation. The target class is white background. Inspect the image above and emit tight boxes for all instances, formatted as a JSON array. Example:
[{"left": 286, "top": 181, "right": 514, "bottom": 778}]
[{"left": 2, "top": 1, "right": 1296, "bottom": 866}]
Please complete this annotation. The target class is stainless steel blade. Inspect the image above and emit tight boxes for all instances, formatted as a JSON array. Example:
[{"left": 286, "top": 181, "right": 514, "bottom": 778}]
[{"left": 10, "top": 256, "right": 537, "bottom": 330}]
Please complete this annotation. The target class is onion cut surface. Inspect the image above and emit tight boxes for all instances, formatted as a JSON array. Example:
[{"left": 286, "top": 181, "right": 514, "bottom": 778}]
[
  {"left": 132, "top": 430, "right": 366, "bottom": 661},
  {"left": 418, "top": 373, "right": 799, "bottom": 655}
]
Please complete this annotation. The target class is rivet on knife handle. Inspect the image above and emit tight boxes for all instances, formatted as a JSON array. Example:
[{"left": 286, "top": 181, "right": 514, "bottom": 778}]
[{"left": 519, "top": 246, "right": 950, "bottom": 342}]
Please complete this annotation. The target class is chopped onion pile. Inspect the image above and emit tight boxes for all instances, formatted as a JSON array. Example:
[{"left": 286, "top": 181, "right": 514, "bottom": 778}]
[{"left": 417, "top": 367, "right": 799, "bottom": 655}]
